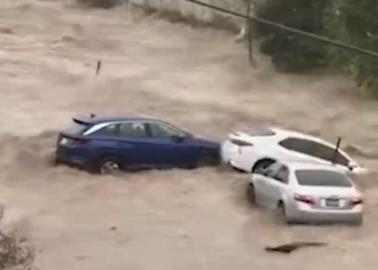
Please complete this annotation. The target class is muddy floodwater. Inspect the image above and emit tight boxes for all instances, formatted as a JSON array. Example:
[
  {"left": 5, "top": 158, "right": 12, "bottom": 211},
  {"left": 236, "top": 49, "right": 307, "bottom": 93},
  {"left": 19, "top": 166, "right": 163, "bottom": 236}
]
[{"left": 0, "top": 1, "right": 378, "bottom": 269}]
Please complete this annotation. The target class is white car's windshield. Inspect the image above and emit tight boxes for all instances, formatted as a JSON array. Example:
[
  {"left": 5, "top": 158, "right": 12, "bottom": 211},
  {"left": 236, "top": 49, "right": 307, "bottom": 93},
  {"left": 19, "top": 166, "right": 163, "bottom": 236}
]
[{"left": 295, "top": 169, "right": 352, "bottom": 187}]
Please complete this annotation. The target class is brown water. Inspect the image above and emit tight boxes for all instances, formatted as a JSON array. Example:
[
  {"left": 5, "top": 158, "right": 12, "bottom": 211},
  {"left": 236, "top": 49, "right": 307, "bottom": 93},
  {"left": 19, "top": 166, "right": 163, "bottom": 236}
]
[{"left": 0, "top": 1, "right": 378, "bottom": 269}]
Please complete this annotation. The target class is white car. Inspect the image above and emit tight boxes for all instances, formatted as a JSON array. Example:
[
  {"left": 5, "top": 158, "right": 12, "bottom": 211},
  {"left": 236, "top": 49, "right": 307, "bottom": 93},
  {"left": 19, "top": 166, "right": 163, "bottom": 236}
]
[
  {"left": 221, "top": 127, "right": 367, "bottom": 175},
  {"left": 247, "top": 161, "right": 363, "bottom": 224}
]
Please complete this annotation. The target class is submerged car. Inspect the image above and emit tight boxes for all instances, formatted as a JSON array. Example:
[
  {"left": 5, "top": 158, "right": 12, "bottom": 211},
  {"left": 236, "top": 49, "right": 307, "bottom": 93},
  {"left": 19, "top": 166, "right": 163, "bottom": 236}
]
[
  {"left": 55, "top": 114, "right": 220, "bottom": 174},
  {"left": 247, "top": 161, "right": 363, "bottom": 225},
  {"left": 221, "top": 127, "right": 367, "bottom": 175}
]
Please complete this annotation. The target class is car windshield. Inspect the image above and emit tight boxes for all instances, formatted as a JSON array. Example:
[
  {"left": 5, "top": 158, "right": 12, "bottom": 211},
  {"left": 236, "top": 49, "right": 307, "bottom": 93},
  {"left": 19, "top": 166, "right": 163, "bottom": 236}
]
[
  {"left": 295, "top": 169, "right": 352, "bottom": 187},
  {"left": 64, "top": 120, "right": 90, "bottom": 135}
]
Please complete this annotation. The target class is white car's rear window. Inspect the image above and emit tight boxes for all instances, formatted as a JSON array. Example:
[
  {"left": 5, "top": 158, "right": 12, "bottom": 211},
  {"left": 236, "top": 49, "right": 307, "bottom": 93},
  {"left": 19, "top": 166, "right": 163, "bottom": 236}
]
[
  {"left": 241, "top": 127, "right": 276, "bottom": 136},
  {"left": 295, "top": 169, "right": 352, "bottom": 187}
]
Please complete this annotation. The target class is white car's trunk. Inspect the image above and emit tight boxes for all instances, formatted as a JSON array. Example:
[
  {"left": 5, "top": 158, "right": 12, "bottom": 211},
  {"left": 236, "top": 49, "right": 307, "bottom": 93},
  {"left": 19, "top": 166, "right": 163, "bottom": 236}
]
[
  {"left": 295, "top": 186, "right": 360, "bottom": 209},
  {"left": 295, "top": 186, "right": 358, "bottom": 198}
]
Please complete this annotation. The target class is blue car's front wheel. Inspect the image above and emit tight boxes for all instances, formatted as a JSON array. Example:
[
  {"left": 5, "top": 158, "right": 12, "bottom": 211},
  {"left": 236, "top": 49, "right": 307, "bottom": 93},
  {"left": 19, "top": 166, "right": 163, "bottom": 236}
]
[
  {"left": 100, "top": 158, "right": 121, "bottom": 175},
  {"left": 88, "top": 155, "right": 122, "bottom": 175}
]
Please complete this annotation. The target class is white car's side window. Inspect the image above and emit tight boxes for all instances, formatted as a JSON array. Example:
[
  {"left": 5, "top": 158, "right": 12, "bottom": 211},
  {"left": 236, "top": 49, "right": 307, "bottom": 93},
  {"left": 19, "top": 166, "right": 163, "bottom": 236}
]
[
  {"left": 280, "top": 137, "right": 351, "bottom": 167},
  {"left": 279, "top": 137, "right": 314, "bottom": 156},
  {"left": 262, "top": 162, "right": 281, "bottom": 178},
  {"left": 274, "top": 165, "right": 289, "bottom": 184},
  {"left": 311, "top": 142, "right": 350, "bottom": 166}
]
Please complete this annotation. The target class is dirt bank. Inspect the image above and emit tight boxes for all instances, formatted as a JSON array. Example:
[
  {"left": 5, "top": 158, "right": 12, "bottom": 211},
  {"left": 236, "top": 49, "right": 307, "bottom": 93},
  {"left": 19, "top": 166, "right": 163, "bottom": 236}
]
[{"left": 0, "top": 1, "right": 378, "bottom": 270}]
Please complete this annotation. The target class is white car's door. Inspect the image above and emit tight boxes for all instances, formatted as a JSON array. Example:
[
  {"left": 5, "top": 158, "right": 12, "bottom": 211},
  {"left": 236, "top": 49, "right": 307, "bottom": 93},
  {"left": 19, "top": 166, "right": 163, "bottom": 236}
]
[
  {"left": 251, "top": 173, "right": 266, "bottom": 206},
  {"left": 253, "top": 162, "right": 281, "bottom": 208},
  {"left": 264, "top": 164, "right": 290, "bottom": 209}
]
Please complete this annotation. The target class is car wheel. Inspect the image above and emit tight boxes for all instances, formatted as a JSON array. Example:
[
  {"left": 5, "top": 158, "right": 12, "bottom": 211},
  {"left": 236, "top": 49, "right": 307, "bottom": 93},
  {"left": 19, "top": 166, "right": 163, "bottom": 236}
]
[
  {"left": 252, "top": 159, "right": 275, "bottom": 173},
  {"left": 246, "top": 184, "right": 256, "bottom": 205},
  {"left": 99, "top": 157, "right": 122, "bottom": 175}
]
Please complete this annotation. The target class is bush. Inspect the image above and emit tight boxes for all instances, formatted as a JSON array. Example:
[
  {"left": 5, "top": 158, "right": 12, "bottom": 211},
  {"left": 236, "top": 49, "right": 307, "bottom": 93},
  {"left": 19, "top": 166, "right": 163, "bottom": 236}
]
[
  {"left": 254, "top": 0, "right": 330, "bottom": 72},
  {"left": 324, "top": 0, "right": 378, "bottom": 95},
  {"left": 76, "top": 0, "right": 120, "bottom": 8}
]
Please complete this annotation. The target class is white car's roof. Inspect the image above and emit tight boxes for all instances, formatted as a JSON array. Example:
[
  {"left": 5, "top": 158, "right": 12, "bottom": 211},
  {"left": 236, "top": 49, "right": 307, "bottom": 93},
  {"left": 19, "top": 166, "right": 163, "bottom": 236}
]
[
  {"left": 233, "top": 126, "right": 341, "bottom": 150},
  {"left": 269, "top": 127, "right": 330, "bottom": 143}
]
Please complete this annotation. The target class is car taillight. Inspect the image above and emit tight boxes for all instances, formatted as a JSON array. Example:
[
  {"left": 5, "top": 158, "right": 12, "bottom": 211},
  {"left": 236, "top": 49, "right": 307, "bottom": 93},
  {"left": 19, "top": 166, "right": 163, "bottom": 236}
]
[
  {"left": 60, "top": 137, "right": 87, "bottom": 146},
  {"left": 349, "top": 198, "right": 363, "bottom": 207},
  {"left": 294, "top": 194, "right": 316, "bottom": 205}
]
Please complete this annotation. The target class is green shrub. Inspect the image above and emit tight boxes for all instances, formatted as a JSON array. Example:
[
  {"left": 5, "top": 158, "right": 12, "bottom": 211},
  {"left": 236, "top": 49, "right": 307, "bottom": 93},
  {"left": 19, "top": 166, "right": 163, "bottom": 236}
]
[
  {"left": 254, "top": 0, "right": 330, "bottom": 72},
  {"left": 324, "top": 0, "right": 378, "bottom": 95}
]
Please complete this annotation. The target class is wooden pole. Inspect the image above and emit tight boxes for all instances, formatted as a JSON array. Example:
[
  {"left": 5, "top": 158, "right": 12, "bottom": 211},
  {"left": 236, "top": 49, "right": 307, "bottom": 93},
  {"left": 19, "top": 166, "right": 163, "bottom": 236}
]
[
  {"left": 247, "top": 0, "right": 254, "bottom": 66},
  {"left": 332, "top": 137, "right": 342, "bottom": 164},
  {"left": 96, "top": 60, "right": 102, "bottom": 76}
]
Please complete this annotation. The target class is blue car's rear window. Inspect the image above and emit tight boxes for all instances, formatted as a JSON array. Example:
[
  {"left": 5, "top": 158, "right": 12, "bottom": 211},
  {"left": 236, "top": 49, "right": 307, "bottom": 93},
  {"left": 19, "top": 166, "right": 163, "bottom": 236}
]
[{"left": 64, "top": 120, "right": 90, "bottom": 135}]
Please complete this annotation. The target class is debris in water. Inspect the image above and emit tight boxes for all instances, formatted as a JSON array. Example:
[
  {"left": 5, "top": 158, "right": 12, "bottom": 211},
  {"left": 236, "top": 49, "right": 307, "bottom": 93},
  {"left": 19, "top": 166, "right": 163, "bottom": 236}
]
[
  {"left": 0, "top": 231, "right": 35, "bottom": 269},
  {"left": 265, "top": 241, "right": 327, "bottom": 254}
]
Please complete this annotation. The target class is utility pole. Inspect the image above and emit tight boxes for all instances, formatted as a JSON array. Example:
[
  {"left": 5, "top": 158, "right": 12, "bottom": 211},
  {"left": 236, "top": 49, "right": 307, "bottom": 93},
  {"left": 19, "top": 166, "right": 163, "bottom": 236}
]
[{"left": 246, "top": 0, "right": 255, "bottom": 66}]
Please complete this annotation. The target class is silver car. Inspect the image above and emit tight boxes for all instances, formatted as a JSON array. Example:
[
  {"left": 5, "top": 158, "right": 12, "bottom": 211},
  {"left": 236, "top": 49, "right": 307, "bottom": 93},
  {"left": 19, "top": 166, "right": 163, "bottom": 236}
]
[{"left": 247, "top": 161, "right": 363, "bottom": 225}]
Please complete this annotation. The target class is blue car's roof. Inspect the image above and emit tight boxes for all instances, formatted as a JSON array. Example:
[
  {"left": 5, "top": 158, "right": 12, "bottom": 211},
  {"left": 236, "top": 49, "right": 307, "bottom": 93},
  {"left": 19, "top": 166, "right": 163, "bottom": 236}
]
[{"left": 73, "top": 113, "right": 159, "bottom": 125}]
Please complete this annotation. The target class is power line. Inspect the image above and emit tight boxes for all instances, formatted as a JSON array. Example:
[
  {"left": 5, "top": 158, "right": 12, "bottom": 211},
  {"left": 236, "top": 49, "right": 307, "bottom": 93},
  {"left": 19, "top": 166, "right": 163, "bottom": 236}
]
[{"left": 184, "top": 0, "right": 378, "bottom": 59}]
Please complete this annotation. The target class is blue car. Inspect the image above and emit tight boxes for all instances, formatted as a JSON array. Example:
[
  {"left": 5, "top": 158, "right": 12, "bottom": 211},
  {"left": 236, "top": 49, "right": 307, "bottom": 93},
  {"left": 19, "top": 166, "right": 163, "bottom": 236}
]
[{"left": 55, "top": 114, "right": 220, "bottom": 174}]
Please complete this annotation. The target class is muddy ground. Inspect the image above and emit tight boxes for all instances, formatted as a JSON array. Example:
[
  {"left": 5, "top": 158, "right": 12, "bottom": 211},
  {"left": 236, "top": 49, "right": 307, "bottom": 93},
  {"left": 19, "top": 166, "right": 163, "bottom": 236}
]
[{"left": 0, "top": 0, "right": 378, "bottom": 269}]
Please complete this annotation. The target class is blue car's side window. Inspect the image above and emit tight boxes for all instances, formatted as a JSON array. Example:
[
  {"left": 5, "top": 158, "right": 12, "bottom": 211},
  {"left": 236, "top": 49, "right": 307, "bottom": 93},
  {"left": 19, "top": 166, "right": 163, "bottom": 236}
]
[
  {"left": 92, "top": 124, "right": 119, "bottom": 137},
  {"left": 148, "top": 122, "right": 184, "bottom": 138},
  {"left": 119, "top": 122, "right": 148, "bottom": 138}
]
